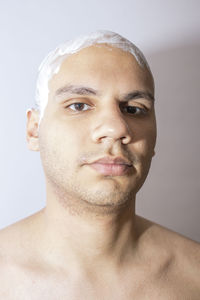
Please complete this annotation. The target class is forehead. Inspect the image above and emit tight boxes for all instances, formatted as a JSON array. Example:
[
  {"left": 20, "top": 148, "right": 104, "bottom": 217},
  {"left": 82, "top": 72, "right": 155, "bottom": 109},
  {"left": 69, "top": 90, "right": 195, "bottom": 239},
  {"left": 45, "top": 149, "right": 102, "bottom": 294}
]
[{"left": 49, "top": 44, "right": 154, "bottom": 95}]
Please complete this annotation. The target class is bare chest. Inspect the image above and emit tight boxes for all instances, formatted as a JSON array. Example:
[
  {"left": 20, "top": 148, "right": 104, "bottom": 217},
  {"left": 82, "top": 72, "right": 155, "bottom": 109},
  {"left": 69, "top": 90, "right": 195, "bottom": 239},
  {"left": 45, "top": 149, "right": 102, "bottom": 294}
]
[{"left": 0, "top": 267, "right": 199, "bottom": 300}]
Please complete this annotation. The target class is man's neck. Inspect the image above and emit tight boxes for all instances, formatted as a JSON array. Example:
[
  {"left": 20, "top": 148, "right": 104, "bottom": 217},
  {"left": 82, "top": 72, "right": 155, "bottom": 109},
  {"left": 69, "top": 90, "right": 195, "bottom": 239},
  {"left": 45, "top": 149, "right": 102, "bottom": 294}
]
[{"left": 37, "top": 191, "right": 138, "bottom": 278}]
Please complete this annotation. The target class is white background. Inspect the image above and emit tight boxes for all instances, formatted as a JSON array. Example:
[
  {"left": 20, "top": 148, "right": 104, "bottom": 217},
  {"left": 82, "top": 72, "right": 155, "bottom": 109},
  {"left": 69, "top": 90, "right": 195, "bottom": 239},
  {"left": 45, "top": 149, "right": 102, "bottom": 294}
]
[{"left": 0, "top": 0, "right": 200, "bottom": 241}]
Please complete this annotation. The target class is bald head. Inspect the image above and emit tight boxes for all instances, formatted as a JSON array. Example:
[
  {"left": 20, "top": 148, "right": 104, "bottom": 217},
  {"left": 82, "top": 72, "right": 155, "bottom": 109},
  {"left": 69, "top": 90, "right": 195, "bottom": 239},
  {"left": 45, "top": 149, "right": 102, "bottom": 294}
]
[{"left": 34, "top": 30, "right": 154, "bottom": 122}]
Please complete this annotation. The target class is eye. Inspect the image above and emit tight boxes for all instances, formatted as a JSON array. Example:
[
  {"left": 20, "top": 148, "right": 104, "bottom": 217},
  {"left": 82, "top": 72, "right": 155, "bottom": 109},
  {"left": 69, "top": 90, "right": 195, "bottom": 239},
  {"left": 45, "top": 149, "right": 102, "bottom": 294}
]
[
  {"left": 66, "top": 102, "right": 91, "bottom": 112},
  {"left": 121, "top": 105, "right": 147, "bottom": 115}
]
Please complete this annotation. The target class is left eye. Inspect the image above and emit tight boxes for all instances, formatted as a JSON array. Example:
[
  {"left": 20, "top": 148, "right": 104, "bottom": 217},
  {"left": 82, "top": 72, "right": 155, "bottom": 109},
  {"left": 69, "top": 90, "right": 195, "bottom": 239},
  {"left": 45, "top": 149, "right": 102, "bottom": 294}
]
[
  {"left": 122, "top": 106, "right": 146, "bottom": 115},
  {"left": 67, "top": 103, "right": 91, "bottom": 111}
]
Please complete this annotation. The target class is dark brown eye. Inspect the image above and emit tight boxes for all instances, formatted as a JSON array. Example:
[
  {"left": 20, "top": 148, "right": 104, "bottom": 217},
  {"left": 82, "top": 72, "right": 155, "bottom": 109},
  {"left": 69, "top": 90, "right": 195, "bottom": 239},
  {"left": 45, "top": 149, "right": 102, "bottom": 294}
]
[
  {"left": 122, "top": 105, "right": 146, "bottom": 115},
  {"left": 67, "top": 103, "right": 91, "bottom": 111}
]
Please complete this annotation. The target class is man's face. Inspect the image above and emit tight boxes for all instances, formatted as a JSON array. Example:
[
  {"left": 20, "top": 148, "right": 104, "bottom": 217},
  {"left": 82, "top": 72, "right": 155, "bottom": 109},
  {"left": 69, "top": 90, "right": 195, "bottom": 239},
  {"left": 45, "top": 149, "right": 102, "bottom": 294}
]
[{"left": 38, "top": 45, "right": 156, "bottom": 210}]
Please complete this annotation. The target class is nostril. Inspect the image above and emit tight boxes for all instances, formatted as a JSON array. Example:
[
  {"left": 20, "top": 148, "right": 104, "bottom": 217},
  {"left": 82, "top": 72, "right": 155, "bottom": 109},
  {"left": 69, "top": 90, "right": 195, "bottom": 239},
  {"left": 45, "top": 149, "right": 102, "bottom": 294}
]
[
  {"left": 91, "top": 113, "right": 132, "bottom": 144},
  {"left": 121, "top": 135, "right": 132, "bottom": 145}
]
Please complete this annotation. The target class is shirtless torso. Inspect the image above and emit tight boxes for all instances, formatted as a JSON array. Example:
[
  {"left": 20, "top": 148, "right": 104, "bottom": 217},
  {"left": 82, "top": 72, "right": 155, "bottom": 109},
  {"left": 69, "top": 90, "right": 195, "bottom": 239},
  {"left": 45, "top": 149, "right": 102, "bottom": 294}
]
[{"left": 0, "top": 212, "right": 199, "bottom": 300}]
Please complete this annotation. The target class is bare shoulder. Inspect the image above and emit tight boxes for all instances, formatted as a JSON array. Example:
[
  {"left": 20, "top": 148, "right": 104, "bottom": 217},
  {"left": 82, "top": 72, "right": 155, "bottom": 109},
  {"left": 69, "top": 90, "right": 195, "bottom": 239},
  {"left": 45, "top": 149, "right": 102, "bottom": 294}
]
[
  {"left": 0, "top": 219, "right": 26, "bottom": 277},
  {"left": 136, "top": 214, "right": 200, "bottom": 249},
  {"left": 0, "top": 211, "right": 47, "bottom": 298},
  {"left": 136, "top": 215, "right": 200, "bottom": 293},
  {"left": 0, "top": 211, "right": 43, "bottom": 267}
]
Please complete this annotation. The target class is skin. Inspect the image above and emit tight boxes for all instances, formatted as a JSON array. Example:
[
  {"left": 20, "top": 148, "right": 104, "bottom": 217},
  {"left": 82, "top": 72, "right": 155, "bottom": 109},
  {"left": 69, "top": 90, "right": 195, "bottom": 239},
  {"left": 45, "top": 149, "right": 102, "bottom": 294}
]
[{"left": 0, "top": 45, "right": 199, "bottom": 299}]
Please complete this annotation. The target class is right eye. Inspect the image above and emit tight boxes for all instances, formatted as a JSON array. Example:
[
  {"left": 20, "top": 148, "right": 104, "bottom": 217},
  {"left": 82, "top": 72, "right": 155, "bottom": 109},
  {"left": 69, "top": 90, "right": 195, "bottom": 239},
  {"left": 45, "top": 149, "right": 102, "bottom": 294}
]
[{"left": 66, "top": 102, "right": 92, "bottom": 112}]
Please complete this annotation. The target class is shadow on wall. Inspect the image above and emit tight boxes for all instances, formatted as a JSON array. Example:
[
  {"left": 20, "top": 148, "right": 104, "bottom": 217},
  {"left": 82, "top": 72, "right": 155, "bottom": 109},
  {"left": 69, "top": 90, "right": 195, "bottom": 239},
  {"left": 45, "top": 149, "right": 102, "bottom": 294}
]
[{"left": 137, "top": 41, "right": 200, "bottom": 243}]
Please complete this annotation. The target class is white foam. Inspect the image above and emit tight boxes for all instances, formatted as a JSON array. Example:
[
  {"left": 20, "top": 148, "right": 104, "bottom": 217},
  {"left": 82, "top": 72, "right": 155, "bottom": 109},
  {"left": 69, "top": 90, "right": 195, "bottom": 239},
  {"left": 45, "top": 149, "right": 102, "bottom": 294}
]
[{"left": 35, "top": 30, "right": 151, "bottom": 123}]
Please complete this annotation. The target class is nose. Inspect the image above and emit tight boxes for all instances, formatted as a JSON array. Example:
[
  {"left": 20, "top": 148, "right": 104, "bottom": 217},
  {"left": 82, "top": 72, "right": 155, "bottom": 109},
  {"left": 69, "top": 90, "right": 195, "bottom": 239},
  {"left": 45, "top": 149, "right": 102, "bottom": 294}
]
[{"left": 91, "top": 106, "right": 132, "bottom": 144}]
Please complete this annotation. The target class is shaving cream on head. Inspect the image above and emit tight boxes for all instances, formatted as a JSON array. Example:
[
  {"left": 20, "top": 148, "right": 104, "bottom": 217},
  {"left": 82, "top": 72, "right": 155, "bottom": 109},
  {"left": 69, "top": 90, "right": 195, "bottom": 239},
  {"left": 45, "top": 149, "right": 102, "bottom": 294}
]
[{"left": 35, "top": 30, "right": 152, "bottom": 123}]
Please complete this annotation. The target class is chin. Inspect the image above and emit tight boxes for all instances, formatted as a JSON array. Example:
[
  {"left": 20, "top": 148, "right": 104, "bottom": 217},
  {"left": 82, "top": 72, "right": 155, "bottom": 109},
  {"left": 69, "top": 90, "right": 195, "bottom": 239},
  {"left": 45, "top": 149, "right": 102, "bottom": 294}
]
[{"left": 79, "top": 184, "right": 135, "bottom": 207}]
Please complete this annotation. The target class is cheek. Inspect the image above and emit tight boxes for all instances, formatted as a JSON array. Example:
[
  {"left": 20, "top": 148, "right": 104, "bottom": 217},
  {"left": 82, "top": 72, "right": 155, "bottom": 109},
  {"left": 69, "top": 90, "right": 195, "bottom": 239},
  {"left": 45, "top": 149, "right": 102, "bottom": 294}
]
[
  {"left": 39, "top": 119, "right": 86, "bottom": 160},
  {"left": 130, "top": 121, "right": 156, "bottom": 155},
  {"left": 133, "top": 139, "right": 155, "bottom": 160}
]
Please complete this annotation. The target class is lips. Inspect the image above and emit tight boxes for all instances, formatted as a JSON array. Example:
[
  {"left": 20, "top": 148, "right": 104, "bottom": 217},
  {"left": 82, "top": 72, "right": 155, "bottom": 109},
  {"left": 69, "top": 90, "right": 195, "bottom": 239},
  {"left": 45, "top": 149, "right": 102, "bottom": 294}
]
[
  {"left": 87, "top": 156, "right": 132, "bottom": 176},
  {"left": 93, "top": 157, "right": 132, "bottom": 166}
]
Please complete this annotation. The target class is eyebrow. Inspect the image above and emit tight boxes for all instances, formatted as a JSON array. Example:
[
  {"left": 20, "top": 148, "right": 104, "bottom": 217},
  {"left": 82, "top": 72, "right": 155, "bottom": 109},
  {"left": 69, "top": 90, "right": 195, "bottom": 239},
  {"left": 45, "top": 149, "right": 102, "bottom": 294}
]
[
  {"left": 55, "top": 84, "right": 99, "bottom": 97},
  {"left": 120, "top": 91, "right": 155, "bottom": 102},
  {"left": 55, "top": 84, "right": 154, "bottom": 102}
]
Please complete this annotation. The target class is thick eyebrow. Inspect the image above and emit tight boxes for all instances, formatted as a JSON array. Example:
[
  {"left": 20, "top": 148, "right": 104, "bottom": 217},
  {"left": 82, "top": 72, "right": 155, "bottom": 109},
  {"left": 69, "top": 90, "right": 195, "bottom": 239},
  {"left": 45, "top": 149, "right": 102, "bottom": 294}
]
[
  {"left": 55, "top": 84, "right": 99, "bottom": 97},
  {"left": 55, "top": 84, "right": 154, "bottom": 102},
  {"left": 120, "top": 91, "right": 155, "bottom": 102}
]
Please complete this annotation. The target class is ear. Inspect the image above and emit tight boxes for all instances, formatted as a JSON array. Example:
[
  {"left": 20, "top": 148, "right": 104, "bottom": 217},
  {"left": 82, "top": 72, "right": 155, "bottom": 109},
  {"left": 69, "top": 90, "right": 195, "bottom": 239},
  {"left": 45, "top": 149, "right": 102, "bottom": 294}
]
[{"left": 26, "top": 108, "right": 40, "bottom": 151}]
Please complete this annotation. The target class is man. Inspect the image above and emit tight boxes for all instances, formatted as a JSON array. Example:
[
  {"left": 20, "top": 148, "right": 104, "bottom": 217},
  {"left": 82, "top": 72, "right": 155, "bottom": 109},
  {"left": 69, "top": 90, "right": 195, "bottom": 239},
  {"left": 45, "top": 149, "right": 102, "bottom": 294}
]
[{"left": 0, "top": 31, "right": 199, "bottom": 299}]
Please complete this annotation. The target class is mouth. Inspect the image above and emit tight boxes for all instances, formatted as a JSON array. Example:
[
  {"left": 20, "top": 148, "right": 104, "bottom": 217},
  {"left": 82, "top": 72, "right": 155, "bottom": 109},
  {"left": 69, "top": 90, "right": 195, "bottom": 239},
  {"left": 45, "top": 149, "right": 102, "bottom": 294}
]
[{"left": 86, "top": 156, "right": 133, "bottom": 176}]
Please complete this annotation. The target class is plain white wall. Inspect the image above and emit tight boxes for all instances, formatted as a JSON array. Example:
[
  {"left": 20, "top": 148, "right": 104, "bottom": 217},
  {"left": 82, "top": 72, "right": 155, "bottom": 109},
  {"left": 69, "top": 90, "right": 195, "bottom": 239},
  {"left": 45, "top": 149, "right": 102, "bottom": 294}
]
[{"left": 0, "top": 0, "right": 199, "bottom": 241}]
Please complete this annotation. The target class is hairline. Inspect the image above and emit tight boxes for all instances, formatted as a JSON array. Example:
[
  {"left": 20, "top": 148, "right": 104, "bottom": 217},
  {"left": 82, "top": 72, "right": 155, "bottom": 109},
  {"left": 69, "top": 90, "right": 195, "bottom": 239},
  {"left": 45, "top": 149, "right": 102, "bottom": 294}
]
[{"left": 35, "top": 31, "right": 154, "bottom": 123}]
